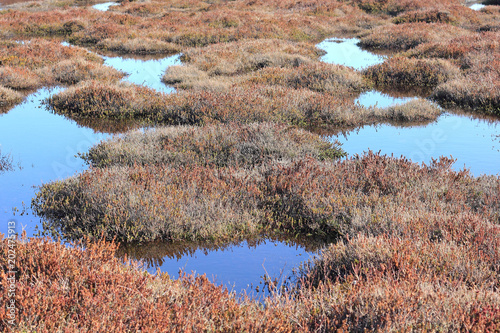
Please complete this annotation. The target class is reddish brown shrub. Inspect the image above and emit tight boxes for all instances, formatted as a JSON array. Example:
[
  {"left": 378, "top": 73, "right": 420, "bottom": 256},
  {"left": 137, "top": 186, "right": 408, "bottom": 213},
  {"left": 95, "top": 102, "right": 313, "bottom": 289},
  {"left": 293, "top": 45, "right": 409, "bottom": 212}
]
[
  {"left": 363, "top": 56, "right": 460, "bottom": 91},
  {"left": 0, "top": 236, "right": 292, "bottom": 332},
  {"left": 359, "top": 23, "right": 470, "bottom": 51},
  {"left": 393, "top": 9, "right": 454, "bottom": 24}
]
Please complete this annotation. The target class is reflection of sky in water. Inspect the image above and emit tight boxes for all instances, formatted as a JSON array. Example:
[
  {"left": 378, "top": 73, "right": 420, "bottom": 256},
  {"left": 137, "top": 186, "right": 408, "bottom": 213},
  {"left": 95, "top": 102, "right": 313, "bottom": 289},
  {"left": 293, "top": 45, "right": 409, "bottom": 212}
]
[
  {"left": 144, "top": 239, "right": 315, "bottom": 298},
  {"left": 355, "top": 90, "right": 416, "bottom": 108},
  {"left": 103, "top": 54, "right": 181, "bottom": 94},
  {"left": 92, "top": 2, "right": 119, "bottom": 11},
  {"left": 317, "top": 38, "right": 385, "bottom": 70},
  {"left": 470, "top": 3, "right": 486, "bottom": 10},
  {"left": 0, "top": 88, "right": 110, "bottom": 237},
  {"left": 61, "top": 41, "right": 180, "bottom": 94},
  {"left": 330, "top": 113, "right": 500, "bottom": 177},
  {"left": 318, "top": 38, "right": 418, "bottom": 108}
]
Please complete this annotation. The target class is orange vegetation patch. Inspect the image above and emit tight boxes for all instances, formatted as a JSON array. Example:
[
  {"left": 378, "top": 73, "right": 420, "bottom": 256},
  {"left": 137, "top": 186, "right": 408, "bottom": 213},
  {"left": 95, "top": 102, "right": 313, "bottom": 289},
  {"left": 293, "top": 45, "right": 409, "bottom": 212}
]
[
  {"left": 0, "top": 39, "right": 99, "bottom": 70},
  {"left": 0, "top": 236, "right": 291, "bottom": 332},
  {"left": 359, "top": 23, "right": 471, "bottom": 51},
  {"left": 0, "top": 66, "right": 38, "bottom": 90},
  {"left": 0, "top": 39, "right": 122, "bottom": 89},
  {"left": 180, "top": 39, "right": 323, "bottom": 75},
  {"left": 402, "top": 31, "right": 500, "bottom": 113}
]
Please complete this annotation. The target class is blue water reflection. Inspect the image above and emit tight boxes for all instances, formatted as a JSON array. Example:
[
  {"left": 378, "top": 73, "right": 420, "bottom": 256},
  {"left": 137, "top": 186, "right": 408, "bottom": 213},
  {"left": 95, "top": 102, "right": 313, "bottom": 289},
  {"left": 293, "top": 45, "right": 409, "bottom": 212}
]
[
  {"left": 0, "top": 88, "right": 110, "bottom": 237},
  {"left": 92, "top": 2, "right": 118, "bottom": 11},
  {"left": 103, "top": 54, "right": 181, "bottom": 94},
  {"left": 317, "top": 38, "right": 385, "bottom": 70},
  {"left": 330, "top": 113, "right": 500, "bottom": 176}
]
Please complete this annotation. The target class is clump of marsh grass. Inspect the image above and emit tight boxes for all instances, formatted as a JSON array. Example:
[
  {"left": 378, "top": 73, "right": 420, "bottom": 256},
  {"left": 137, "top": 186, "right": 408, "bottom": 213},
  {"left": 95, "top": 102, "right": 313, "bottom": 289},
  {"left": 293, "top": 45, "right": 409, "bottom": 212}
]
[
  {"left": 246, "top": 62, "right": 371, "bottom": 95},
  {"left": 0, "top": 85, "right": 23, "bottom": 107},
  {"left": 32, "top": 121, "right": 347, "bottom": 243},
  {"left": 68, "top": 22, "right": 127, "bottom": 46},
  {"left": 358, "top": 23, "right": 470, "bottom": 51},
  {"left": 162, "top": 65, "right": 209, "bottom": 85},
  {"left": 377, "top": 98, "right": 443, "bottom": 121},
  {"left": 165, "top": 61, "right": 371, "bottom": 94},
  {"left": 0, "top": 66, "right": 40, "bottom": 90},
  {"left": 46, "top": 58, "right": 124, "bottom": 85},
  {"left": 46, "top": 80, "right": 166, "bottom": 119},
  {"left": 0, "top": 39, "right": 121, "bottom": 90},
  {"left": 82, "top": 122, "right": 345, "bottom": 168},
  {"left": 96, "top": 38, "right": 181, "bottom": 55},
  {"left": 392, "top": 9, "right": 454, "bottom": 24},
  {"left": 33, "top": 164, "right": 267, "bottom": 242},
  {"left": 403, "top": 31, "right": 499, "bottom": 62},
  {"left": 162, "top": 65, "right": 232, "bottom": 91},
  {"left": 363, "top": 57, "right": 460, "bottom": 92},
  {"left": 181, "top": 39, "right": 321, "bottom": 76},
  {"left": 432, "top": 77, "right": 500, "bottom": 114},
  {"left": 400, "top": 31, "right": 500, "bottom": 112},
  {"left": 0, "top": 39, "right": 101, "bottom": 70}
]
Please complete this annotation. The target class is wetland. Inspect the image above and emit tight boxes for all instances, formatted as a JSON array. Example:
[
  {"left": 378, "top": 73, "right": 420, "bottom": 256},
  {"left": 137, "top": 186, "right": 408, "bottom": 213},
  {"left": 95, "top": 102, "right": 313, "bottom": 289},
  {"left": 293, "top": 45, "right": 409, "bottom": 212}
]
[{"left": 0, "top": 0, "right": 499, "bottom": 331}]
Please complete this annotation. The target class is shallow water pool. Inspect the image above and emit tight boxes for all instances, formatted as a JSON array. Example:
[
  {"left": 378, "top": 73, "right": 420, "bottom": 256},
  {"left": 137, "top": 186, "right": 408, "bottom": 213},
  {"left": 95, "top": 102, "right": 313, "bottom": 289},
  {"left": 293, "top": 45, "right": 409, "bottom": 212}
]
[
  {"left": 331, "top": 113, "right": 500, "bottom": 176},
  {"left": 103, "top": 54, "right": 181, "bottom": 94},
  {"left": 317, "top": 38, "right": 385, "bottom": 70},
  {"left": 355, "top": 90, "right": 417, "bottom": 108},
  {"left": 0, "top": 88, "right": 111, "bottom": 237},
  {"left": 92, "top": 1, "right": 118, "bottom": 11}
]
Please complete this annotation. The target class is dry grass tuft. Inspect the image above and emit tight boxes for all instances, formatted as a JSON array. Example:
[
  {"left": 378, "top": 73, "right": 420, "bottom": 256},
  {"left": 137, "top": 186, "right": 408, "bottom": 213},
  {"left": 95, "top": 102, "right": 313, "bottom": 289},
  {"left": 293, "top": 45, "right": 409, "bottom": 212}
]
[
  {"left": 403, "top": 31, "right": 500, "bottom": 61},
  {"left": 0, "top": 39, "right": 101, "bottom": 70},
  {"left": 96, "top": 38, "right": 181, "bottom": 55},
  {"left": 363, "top": 56, "right": 460, "bottom": 92},
  {"left": 47, "top": 80, "right": 440, "bottom": 129},
  {"left": 82, "top": 122, "right": 344, "bottom": 168},
  {"left": 47, "top": 58, "right": 124, "bottom": 85},
  {"left": 0, "top": 85, "right": 23, "bottom": 107},
  {"left": 358, "top": 23, "right": 471, "bottom": 51},
  {"left": 46, "top": 80, "right": 166, "bottom": 120},
  {"left": 161, "top": 65, "right": 228, "bottom": 91},
  {"left": 181, "top": 39, "right": 321, "bottom": 76},
  {"left": 393, "top": 9, "right": 454, "bottom": 24},
  {"left": 0, "top": 39, "right": 120, "bottom": 90},
  {"left": 245, "top": 62, "right": 370, "bottom": 94},
  {"left": 0, "top": 66, "right": 40, "bottom": 90},
  {"left": 431, "top": 77, "right": 500, "bottom": 114}
]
